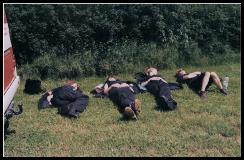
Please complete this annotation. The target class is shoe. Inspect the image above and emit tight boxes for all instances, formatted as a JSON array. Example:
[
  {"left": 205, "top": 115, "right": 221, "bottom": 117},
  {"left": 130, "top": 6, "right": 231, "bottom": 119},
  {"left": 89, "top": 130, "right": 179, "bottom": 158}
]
[
  {"left": 199, "top": 91, "right": 207, "bottom": 100},
  {"left": 133, "top": 99, "right": 141, "bottom": 115},
  {"left": 220, "top": 89, "right": 227, "bottom": 95},
  {"left": 124, "top": 107, "right": 137, "bottom": 120},
  {"left": 160, "top": 96, "right": 177, "bottom": 110}
]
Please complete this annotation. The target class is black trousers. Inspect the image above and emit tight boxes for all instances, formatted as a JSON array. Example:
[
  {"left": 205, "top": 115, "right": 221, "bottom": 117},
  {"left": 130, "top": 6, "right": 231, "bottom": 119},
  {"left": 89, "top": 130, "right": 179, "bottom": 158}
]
[
  {"left": 146, "top": 80, "right": 177, "bottom": 111},
  {"left": 108, "top": 87, "right": 135, "bottom": 112},
  {"left": 145, "top": 80, "right": 171, "bottom": 98}
]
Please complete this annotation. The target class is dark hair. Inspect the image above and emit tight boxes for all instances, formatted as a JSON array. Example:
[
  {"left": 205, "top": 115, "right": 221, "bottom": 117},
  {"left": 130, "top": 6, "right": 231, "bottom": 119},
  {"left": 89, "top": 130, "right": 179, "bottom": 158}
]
[
  {"left": 175, "top": 69, "right": 187, "bottom": 84},
  {"left": 175, "top": 69, "right": 184, "bottom": 78}
]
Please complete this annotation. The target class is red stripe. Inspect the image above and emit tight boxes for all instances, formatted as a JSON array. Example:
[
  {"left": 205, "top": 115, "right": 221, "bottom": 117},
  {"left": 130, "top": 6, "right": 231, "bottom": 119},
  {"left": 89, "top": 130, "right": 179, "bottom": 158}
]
[
  {"left": 4, "top": 13, "right": 7, "bottom": 24},
  {"left": 4, "top": 48, "right": 16, "bottom": 93}
]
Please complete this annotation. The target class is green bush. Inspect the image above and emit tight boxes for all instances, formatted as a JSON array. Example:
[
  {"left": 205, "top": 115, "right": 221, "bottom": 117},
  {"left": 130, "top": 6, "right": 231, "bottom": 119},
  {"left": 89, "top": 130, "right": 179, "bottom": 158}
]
[{"left": 6, "top": 4, "right": 240, "bottom": 79}]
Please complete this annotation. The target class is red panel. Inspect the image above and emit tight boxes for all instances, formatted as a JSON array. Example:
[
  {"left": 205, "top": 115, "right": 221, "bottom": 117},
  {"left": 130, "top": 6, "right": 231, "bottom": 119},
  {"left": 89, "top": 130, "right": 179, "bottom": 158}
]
[
  {"left": 4, "top": 14, "right": 7, "bottom": 24},
  {"left": 4, "top": 48, "right": 16, "bottom": 93}
]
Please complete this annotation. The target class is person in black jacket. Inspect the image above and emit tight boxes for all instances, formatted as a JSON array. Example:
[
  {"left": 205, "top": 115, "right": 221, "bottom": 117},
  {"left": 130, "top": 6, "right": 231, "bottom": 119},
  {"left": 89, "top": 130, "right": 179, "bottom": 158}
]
[
  {"left": 138, "top": 67, "right": 177, "bottom": 111},
  {"left": 38, "top": 81, "right": 89, "bottom": 118},
  {"left": 103, "top": 76, "right": 141, "bottom": 120},
  {"left": 175, "top": 69, "right": 227, "bottom": 100}
]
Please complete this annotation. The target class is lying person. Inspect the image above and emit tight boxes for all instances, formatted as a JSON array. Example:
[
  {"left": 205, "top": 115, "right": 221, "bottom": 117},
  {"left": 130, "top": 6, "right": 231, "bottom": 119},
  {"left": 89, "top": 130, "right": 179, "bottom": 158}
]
[
  {"left": 137, "top": 67, "right": 177, "bottom": 111},
  {"left": 90, "top": 81, "right": 142, "bottom": 98},
  {"left": 175, "top": 69, "right": 227, "bottom": 100},
  {"left": 38, "top": 80, "right": 89, "bottom": 118},
  {"left": 103, "top": 75, "right": 141, "bottom": 120}
]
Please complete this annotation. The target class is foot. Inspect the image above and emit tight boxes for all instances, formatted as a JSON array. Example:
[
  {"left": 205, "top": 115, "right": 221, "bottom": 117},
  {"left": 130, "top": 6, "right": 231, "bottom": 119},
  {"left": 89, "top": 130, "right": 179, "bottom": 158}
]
[
  {"left": 133, "top": 99, "right": 141, "bottom": 115},
  {"left": 124, "top": 107, "right": 137, "bottom": 120},
  {"left": 220, "top": 89, "right": 227, "bottom": 95},
  {"left": 199, "top": 91, "right": 207, "bottom": 100}
]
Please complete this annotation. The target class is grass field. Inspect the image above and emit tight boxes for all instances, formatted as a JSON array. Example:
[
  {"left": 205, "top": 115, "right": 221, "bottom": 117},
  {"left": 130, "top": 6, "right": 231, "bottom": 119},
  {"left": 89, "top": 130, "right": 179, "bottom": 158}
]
[{"left": 4, "top": 63, "right": 241, "bottom": 157}]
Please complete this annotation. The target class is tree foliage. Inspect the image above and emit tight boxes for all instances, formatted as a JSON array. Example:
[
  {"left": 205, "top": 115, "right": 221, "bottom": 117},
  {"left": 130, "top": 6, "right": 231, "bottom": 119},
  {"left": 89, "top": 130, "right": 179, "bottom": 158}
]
[{"left": 5, "top": 4, "right": 240, "bottom": 78}]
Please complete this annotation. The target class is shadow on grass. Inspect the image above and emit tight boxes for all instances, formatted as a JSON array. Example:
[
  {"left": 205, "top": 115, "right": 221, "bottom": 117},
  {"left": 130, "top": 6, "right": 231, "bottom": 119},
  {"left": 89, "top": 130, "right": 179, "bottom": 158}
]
[
  {"left": 188, "top": 85, "right": 221, "bottom": 96},
  {"left": 186, "top": 85, "right": 202, "bottom": 97},
  {"left": 117, "top": 115, "right": 138, "bottom": 122},
  {"left": 4, "top": 121, "right": 16, "bottom": 140},
  {"left": 4, "top": 130, "right": 16, "bottom": 140},
  {"left": 57, "top": 112, "right": 81, "bottom": 119}
]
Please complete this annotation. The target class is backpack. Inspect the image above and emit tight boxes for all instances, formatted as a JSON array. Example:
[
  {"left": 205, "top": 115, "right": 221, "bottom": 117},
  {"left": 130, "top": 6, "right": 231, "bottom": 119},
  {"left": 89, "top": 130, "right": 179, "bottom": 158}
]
[
  {"left": 134, "top": 72, "right": 148, "bottom": 83},
  {"left": 24, "top": 79, "right": 43, "bottom": 94}
]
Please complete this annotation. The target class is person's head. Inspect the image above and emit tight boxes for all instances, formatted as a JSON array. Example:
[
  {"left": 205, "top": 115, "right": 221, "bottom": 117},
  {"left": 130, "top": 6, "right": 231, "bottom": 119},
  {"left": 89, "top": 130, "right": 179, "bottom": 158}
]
[
  {"left": 65, "top": 80, "right": 79, "bottom": 90},
  {"left": 47, "top": 90, "right": 53, "bottom": 95},
  {"left": 106, "top": 75, "right": 117, "bottom": 82},
  {"left": 175, "top": 68, "right": 186, "bottom": 78},
  {"left": 145, "top": 67, "right": 158, "bottom": 76}
]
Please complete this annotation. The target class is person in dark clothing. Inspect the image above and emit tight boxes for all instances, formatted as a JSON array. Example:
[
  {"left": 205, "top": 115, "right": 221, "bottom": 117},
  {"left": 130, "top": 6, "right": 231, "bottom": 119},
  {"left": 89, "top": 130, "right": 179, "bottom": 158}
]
[
  {"left": 175, "top": 69, "right": 227, "bottom": 100},
  {"left": 103, "top": 76, "right": 141, "bottom": 120},
  {"left": 38, "top": 81, "right": 89, "bottom": 118},
  {"left": 90, "top": 81, "right": 142, "bottom": 98},
  {"left": 139, "top": 67, "right": 177, "bottom": 111}
]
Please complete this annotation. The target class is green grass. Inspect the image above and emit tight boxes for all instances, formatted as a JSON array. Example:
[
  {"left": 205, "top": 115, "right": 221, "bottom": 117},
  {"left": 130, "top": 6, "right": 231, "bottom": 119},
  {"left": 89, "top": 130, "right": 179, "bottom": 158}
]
[{"left": 4, "top": 63, "right": 241, "bottom": 157}]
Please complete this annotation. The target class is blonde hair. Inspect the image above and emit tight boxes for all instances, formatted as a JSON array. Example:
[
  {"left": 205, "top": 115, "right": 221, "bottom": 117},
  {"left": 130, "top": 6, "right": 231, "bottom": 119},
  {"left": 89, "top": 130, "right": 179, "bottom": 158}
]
[
  {"left": 145, "top": 67, "right": 158, "bottom": 76},
  {"left": 106, "top": 75, "right": 118, "bottom": 81}
]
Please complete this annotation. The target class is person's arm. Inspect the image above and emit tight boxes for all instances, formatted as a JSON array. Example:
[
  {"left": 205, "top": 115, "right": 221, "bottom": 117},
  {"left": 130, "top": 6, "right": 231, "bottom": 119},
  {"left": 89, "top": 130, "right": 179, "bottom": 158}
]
[
  {"left": 140, "top": 79, "right": 151, "bottom": 87},
  {"left": 120, "top": 83, "right": 135, "bottom": 93},
  {"left": 141, "top": 76, "right": 167, "bottom": 86},
  {"left": 182, "top": 72, "right": 201, "bottom": 79},
  {"left": 128, "top": 86, "right": 135, "bottom": 93},
  {"left": 103, "top": 83, "right": 109, "bottom": 95},
  {"left": 151, "top": 76, "right": 168, "bottom": 83},
  {"left": 103, "top": 83, "right": 121, "bottom": 95}
]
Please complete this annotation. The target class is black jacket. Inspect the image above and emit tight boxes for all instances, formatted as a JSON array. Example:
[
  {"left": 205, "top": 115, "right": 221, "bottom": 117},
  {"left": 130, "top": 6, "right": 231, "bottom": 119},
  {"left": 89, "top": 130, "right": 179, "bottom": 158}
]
[{"left": 51, "top": 85, "right": 89, "bottom": 117}]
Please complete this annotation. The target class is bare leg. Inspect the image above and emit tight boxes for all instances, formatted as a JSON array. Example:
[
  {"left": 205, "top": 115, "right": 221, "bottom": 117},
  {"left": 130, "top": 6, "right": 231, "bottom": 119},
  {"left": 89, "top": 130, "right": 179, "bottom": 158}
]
[
  {"left": 210, "top": 72, "right": 223, "bottom": 89},
  {"left": 201, "top": 72, "right": 210, "bottom": 91}
]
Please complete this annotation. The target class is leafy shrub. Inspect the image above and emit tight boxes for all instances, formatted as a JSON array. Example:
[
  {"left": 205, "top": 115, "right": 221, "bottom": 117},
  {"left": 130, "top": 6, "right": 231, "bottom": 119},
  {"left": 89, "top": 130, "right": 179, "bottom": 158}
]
[{"left": 7, "top": 4, "right": 240, "bottom": 79}]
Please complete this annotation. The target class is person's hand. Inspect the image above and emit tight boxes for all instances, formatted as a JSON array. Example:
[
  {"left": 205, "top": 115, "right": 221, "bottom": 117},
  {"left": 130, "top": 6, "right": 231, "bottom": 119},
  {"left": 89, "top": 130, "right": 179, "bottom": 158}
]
[
  {"left": 71, "top": 83, "right": 78, "bottom": 90},
  {"left": 119, "top": 83, "right": 130, "bottom": 88},
  {"left": 95, "top": 87, "right": 103, "bottom": 93},
  {"left": 47, "top": 94, "right": 53, "bottom": 105},
  {"left": 129, "top": 87, "right": 134, "bottom": 93}
]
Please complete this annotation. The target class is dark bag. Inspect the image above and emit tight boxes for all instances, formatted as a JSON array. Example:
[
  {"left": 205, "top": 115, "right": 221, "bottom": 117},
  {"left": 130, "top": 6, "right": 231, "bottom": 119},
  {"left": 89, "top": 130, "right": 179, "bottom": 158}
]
[
  {"left": 24, "top": 79, "right": 43, "bottom": 94},
  {"left": 125, "top": 81, "right": 142, "bottom": 94},
  {"left": 134, "top": 72, "right": 148, "bottom": 83}
]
